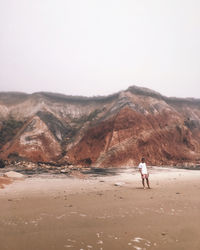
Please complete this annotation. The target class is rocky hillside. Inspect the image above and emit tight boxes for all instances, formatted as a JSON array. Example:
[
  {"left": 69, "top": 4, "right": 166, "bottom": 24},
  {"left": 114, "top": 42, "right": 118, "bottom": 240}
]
[{"left": 0, "top": 86, "right": 200, "bottom": 167}]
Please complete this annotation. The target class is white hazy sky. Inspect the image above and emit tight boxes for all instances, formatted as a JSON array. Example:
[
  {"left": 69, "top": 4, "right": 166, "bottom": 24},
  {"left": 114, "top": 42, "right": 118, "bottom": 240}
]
[{"left": 0, "top": 0, "right": 200, "bottom": 98}]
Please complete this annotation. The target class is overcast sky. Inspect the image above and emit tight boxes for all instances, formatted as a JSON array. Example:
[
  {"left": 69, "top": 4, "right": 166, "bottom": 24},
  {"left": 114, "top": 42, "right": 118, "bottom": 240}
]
[{"left": 0, "top": 0, "right": 200, "bottom": 98}]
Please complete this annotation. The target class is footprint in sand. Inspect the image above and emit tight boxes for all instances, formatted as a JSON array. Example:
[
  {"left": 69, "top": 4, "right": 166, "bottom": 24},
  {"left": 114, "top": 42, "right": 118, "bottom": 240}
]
[
  {"left": 64, "top": 245, "right": 74, "bottom": 248},
  {"left": 56, "top": 214, "right": 66, "bottom": 219},
  {"left": 130, "top": 237, "right": 151, "bottom": 249}
]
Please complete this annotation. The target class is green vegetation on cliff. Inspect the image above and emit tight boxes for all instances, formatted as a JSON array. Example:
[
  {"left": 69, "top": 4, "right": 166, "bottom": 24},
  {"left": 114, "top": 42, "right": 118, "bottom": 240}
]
[{"left": 0, "top": 118, "right": 24, "bottom": 149}]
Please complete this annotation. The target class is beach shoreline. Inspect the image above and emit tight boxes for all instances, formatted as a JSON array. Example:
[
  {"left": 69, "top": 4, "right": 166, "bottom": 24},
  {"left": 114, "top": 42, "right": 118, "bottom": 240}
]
[{"left": 0, "top": 167, "right": 200, "bottom": 250}]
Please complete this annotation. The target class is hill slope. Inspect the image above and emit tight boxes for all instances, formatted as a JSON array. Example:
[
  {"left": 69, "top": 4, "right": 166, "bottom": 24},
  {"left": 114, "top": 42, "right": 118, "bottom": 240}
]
[{"left": 0, "top": 86, "right": 200, "bottom": 167}]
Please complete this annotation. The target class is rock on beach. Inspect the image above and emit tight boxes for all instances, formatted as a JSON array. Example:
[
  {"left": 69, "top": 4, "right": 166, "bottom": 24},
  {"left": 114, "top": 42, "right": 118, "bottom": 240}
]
[{"left": 3, "top": 171, "right": 25, "bottom": 180}]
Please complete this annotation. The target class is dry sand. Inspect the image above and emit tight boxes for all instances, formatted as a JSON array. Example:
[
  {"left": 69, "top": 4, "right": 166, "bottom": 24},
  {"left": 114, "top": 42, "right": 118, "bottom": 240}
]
[{"left": 0, "top": 167, "right": 200, "bottom": 250}]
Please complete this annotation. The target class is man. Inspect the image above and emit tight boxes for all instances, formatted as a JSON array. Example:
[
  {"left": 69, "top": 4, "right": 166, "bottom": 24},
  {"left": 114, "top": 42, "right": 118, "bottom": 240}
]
[{"left": 138, "top": 157, "right": 150, "bottom": 189}]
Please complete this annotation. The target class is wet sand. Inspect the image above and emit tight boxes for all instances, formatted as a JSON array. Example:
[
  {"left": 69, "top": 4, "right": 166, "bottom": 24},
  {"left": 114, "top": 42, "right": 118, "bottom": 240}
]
[
  {"left": 0, "top": 177, "right": 13, "bottom": 189},
  {"left": 0, "top": 167, "right": 200, "bottom": 250}
]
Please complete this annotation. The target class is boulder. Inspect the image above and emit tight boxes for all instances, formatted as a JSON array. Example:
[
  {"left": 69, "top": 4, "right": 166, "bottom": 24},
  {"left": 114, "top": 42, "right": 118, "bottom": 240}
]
[
  {"left": 3, "top": 171, "right": 25, "bottom": 180},
  {"left": 114, "top": 182, "right": 125, "bottom": 187},
  {"left": 60, "top": 169, "right": 69, "bottom": 173},
  {"left": 26, "top": 163, "right": 37, "bottom": 170}
]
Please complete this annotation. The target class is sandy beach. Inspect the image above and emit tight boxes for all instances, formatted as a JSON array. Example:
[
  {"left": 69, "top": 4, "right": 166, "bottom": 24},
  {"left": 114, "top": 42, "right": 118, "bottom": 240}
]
[{"left": 0, "top": 167, "right": 200, "bottom": 250}]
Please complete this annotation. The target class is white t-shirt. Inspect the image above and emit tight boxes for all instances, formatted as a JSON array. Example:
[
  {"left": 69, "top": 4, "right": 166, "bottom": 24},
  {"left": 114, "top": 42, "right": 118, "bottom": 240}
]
[{"left": 138, "top": 162, "right": 148, "bottom": 174}]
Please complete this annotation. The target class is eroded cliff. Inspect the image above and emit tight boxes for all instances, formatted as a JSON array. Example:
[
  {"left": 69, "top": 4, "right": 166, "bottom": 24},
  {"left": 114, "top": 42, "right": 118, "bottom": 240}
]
[{"left": 0, "top": 86, "right": 200, "bottom": 167}]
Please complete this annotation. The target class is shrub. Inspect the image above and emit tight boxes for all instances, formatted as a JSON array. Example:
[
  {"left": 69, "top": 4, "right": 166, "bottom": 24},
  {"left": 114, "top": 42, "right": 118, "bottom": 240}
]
[{"left": 0, "top": 159, "right": 5, "bottom": 168}]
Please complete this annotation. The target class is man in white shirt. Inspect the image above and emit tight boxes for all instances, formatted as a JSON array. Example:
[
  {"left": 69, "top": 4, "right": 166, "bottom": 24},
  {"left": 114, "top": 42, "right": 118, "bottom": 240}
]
[{"left": 138, "top": 157, "right": 150, "bottom": 189}]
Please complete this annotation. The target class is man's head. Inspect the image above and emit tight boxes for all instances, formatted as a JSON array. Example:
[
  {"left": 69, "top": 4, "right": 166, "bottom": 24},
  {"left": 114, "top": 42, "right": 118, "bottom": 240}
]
[{"left": 141, "top": 157, "right": 145, "bottom": 163}]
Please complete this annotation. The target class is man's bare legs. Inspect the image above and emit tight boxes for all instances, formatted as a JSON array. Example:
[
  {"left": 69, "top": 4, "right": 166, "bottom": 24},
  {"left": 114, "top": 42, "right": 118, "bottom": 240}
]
[
  {"left": 146, "top": 178, "right": 150, "bottom": 189},
  {"left": 142, "top": 177, "right": 150, "bottom": 189},
  {"left": 142, "top": 178, "right": 145, "bottom": 189}
]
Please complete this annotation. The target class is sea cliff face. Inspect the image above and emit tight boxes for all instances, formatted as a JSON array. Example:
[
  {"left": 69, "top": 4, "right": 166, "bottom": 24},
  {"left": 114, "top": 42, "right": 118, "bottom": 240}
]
[{"left": 0, "top": 86, "right": 200, "bottom": 167}]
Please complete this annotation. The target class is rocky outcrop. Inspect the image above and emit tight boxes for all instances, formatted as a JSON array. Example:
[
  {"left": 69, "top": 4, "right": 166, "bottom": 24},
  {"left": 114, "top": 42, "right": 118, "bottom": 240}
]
[
  {"left": 0, "top": 115, "right": 62, "bottom": 162},
  {"left": 0, "top": 86, "right": 200, "bottom": 167},
  {"left": 3, "top": 171, "right": 25, "bottom": 179}
]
